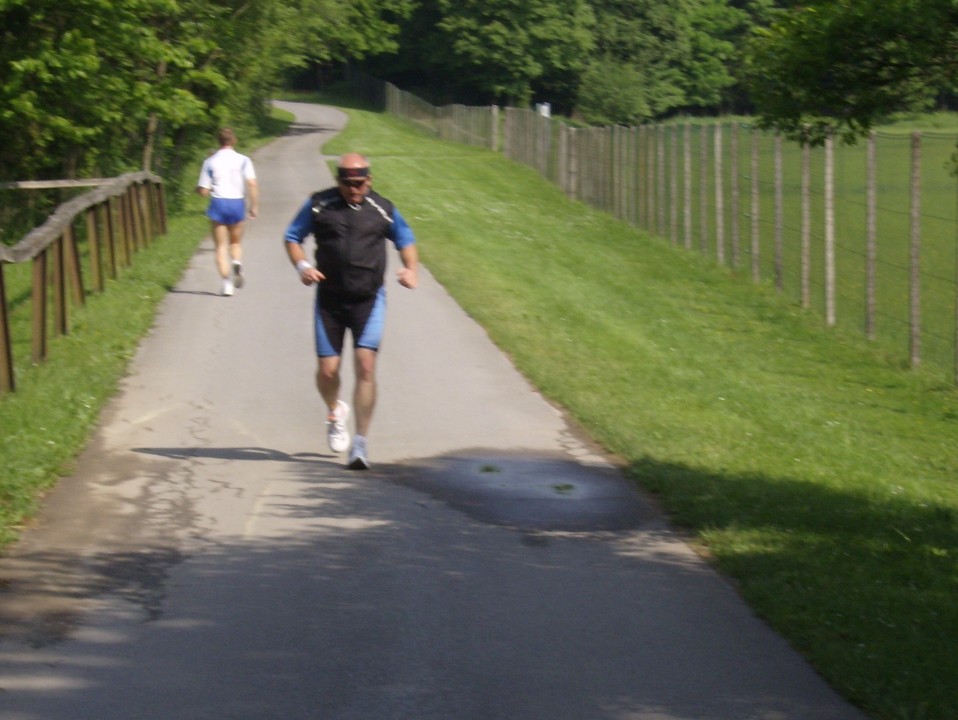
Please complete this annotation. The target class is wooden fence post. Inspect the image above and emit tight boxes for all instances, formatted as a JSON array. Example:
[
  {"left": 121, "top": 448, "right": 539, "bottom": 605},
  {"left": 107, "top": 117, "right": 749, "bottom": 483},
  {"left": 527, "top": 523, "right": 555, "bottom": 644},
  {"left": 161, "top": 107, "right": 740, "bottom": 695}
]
[
  {"left": 750, "top": 127, "right": 761, "bottom": 282},
  {"left": 157, "top": 181, "right": 168, "bottom": 235},
  {"left": 101, "top": 199, "right": 113, "bottom": 273},
  {"left": 730, "top": 123, "right": 740, "bottom": 268},
  {"left": 0, "top": 265, "right": 13, "bottom": 393},
  {"left": 626, "top": 125, "right": 634, "bottom": 223},
  {"left": 139, "top": 184, "right": 153, "bottom": 245},
  {"left": 645, "top": 125, "right": 659, "bottom": 225},
  {"left": 628, "top": 127, "right": 634, "bottom": 224},
  {"left": 613, "top": 125, "right": 622, "bottom": 220},
  {"left": 557, "top": 123, "right": 567, "bottom": 197},
  {"left": 122, "top": 188, "right": 135, "bottom": 251},
  {"left": 825, "top": 131, "right": 836, "bottom": 326},
  {"left": 569, "top": 128, "right": 579, "bottom": 202},
  {"left": 53, "top": 235, "right": 67, "bottom": 337},
  {"left": 132, "top": 184, "right": 146, "bottom": 249},
  {"left": 86, "top": 206, "right": 104, "bottom": 292},
  {"left": 801, "top": 136, "right": 811, "bottom": 309},
  {"left": 606, "top": 126, "right": 615, "bottom": 215},
  {"left": 629, "top": 126, "right": 638, "bottom": 226},
  {"left": 32, "top": 250, "right": 48, "bottom": 363},
  {"left": 670, "top": 126, "right": 679, "bottom": 245},
  {"left": 714, "top": 124, "right": 725, "bottom": 265},
  {"left": 64, "top": 223, "right": 85, "bottom": 307},
  {"left": 866, "top": 132, "right": 877, "bottom": 339},
  {"left": 118, "top": 193, "right": 129, "bottom": 260},
  {"left": 122, "top": 190, "right": 135, "bottom": 258},
  {"left": 909, "top": 131, "right": 922, "bottom": 367},
  {"left": 699, "top": 125, "right": 708, "bottom": 254},
  {"left": 684, "top": 123, "right": 692, "bottom": 250},
  {"left": 657, "top": 125, "right": 667, "bottom": 236},
  {"left": 774, "top": 133, "right": 784, "bottom": 291},
  {"left": 637, "top": 126, "right": 646, "bottom": 229},
  {"left": 538, "top": 113, "right": 550, "bottom": 180},
  {"left": 108, "top": 196, "right": 125, "bottom": 270}
]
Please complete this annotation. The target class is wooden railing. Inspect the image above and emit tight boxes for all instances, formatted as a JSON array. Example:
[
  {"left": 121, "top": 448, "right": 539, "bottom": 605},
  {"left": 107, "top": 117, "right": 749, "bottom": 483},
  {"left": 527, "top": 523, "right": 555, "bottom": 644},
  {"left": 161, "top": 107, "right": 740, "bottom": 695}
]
[{"left": 0, "top": 172, "right": 167, "bottom": 395}]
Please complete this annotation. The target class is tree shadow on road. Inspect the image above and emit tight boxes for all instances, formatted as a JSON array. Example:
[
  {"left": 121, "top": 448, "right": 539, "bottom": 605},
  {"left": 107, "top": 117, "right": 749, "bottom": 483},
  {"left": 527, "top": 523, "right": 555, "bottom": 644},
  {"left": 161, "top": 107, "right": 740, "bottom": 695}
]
[{"left": 0, "top": 449, "right": 872, "bottom": 719}]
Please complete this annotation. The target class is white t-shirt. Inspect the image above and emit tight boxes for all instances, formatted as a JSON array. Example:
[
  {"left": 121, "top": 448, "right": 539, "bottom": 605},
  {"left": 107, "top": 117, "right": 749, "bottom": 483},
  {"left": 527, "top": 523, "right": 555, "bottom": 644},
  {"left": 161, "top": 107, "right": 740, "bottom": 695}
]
[{"left": 197, "top": 147, "right": 256, "bottom": 199}]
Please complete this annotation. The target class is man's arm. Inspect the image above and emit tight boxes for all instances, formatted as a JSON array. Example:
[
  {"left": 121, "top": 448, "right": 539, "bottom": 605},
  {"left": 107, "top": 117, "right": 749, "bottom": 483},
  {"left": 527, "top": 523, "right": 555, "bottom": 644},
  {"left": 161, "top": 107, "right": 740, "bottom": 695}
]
[
  {"left": 284, "top": 199, "right": 324, "bottom": 286},
  {"left": 397, "top": 244, "right": 419, "bottom": 289},
  {"left": 246, "top": 178, "right": 259, "bottom": 219},
  {"left": 391, "top": 207, "right": 418, "bottom": 289},
  {"left": 196, "top": 160, "right": 211, "bottom": 196},
  {"left": 285, "top": 240, "right": 324, "bottom": 286}
]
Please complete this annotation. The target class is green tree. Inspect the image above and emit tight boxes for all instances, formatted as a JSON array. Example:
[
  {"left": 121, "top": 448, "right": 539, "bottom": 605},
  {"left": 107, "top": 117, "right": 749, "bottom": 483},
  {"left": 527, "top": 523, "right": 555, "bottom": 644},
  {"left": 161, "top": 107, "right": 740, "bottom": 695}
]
[
  {"left": 577, "top": 0, "right": 745, "bottom": 125},
  {"left": 286, "top": 0, "right": 414, "bottom": 91},
  {"left": 0, "top": 0, "right": 231, "bottom": 180},
  {"left": 0, "top": 0, "right": 412, "bottom": 183},
  {"left": 576, "top": 59, "right": 656, "bottom": 124},
  {"left": 431, "top": 0, "right": 595, "bottom": 106},
  {"left": 744, "top": 0, "right": 958, "bottom": 144}
]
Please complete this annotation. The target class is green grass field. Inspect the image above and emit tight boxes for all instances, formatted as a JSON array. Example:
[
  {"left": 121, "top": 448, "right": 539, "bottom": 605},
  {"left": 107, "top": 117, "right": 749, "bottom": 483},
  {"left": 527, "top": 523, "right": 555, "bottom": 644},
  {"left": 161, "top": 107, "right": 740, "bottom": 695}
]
[{"left": 1, "top": 95, "right": 956, "bottom": 719}]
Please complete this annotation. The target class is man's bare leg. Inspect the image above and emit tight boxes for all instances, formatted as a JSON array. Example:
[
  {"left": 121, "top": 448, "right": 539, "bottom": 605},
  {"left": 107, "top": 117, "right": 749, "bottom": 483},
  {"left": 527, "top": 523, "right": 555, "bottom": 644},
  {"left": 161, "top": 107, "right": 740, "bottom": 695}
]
[
  {"left": 212, "top": 223, "right": 232, "bottom": 279},
  {"left": 316, "top": 355, "right": 342, "bottom": 412},
  {"left": 317, "top": 355, "right": 351, "bottom": 453},
  {"left": 227, "top": 222, "right": 244, "bottom": 287},
  {"left": 228, "top": 222, "right": 244, "bottom": 265},
  {"left": 352, "top": 348, "right": 377, "bottom": 437}
]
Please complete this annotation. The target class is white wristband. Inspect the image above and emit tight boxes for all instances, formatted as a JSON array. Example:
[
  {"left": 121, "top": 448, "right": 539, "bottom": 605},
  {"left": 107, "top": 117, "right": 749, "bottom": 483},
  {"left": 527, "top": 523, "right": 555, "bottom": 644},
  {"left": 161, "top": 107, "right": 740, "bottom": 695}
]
[{"left": 296, "top": 259, "right": 313, "bottom": 274}]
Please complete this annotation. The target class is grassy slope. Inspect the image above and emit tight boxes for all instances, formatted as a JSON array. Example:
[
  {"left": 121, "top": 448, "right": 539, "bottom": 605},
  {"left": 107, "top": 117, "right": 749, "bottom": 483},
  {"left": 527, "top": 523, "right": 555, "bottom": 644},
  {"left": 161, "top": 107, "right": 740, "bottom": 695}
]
[{"left": 322, "top": 100, "right": 957, "bottom": 720}]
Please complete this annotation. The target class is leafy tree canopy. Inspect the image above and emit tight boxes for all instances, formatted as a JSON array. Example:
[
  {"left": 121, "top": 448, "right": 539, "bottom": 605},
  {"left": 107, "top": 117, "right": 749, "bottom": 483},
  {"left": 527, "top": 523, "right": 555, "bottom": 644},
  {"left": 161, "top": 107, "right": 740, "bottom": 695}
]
[
  {"left": 575, "top": 0, "right": 746, "bottom": 124},
  {"left": 0, "top": 0, "right": 411, "bottom": 182},
  {"left": 431, "top": 0, "right": 596, "bottom": 105},
  {"left": 745, "top": 0, "right": 958, "bottom": 144}
]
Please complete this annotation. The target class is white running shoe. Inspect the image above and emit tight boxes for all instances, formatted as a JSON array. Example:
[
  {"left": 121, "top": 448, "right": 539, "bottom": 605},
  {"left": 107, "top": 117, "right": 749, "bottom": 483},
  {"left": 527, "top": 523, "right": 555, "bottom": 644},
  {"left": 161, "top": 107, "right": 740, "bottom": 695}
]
[
  {"left": 221, "top": 278, "right": 235, "bottom": 296},
  {"left": 326, "top": 400, "right": 350, "bottom": 454},
  {"left": 348, "top": 436, "right": 370, "bottom": 470},
  {"left": 232, "top": 261, "right": 244, "bottom": 289}
]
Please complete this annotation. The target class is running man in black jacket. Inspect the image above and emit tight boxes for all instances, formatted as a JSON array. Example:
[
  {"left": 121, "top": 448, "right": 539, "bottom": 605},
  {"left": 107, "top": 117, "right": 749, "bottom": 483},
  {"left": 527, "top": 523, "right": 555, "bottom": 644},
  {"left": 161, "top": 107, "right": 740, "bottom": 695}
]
[{"left": 284, "top": 153, "right": 419, "bottom": 469}]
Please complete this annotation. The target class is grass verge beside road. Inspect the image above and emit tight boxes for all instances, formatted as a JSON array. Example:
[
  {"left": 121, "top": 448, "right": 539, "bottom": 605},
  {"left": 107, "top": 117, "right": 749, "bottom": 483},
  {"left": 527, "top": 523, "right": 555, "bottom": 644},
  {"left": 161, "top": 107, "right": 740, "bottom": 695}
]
[{"left": 321, "top": 97, "right": 958, "bottom": 720}]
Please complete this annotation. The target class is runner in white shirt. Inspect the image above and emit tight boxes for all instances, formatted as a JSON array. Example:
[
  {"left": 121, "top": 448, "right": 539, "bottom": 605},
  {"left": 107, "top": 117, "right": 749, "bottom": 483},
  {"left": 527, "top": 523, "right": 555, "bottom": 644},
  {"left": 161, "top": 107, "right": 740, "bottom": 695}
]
[{"left": 196, "top": 128, "right": 259, "bottom": 296}]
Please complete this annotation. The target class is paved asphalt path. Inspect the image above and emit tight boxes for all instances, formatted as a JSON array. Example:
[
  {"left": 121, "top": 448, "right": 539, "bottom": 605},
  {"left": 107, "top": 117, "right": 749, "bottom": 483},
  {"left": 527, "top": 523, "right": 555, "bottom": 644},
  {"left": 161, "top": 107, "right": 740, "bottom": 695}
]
[{"left": 0, "top": 102, "right": 868, "bottom": 720}]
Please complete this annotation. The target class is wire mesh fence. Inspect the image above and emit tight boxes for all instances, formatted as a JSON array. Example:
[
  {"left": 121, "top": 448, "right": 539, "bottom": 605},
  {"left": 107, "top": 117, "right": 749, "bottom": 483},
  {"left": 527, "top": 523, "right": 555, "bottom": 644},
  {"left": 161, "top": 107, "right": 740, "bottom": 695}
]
[{"left": 359, "top": 74, "right": 958, "bottom": 383}]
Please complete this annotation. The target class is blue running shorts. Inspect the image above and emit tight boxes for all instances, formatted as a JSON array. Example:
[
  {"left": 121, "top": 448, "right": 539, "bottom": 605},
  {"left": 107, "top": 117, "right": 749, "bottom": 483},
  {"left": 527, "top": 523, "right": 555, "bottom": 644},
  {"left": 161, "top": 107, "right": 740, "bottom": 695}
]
[
  {"left": 314, "top": 287, "right": 387, "bottom": 357},
  {"left": 206, "top": 197, "right": 246, "bottom": 225}
]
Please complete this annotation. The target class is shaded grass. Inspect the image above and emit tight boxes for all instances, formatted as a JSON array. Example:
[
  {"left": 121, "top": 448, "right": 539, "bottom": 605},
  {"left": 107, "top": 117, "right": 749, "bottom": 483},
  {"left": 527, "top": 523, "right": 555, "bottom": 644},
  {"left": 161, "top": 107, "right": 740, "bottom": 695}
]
[{"left": 321, "top": 98, "right": 958, "bottom": 720}]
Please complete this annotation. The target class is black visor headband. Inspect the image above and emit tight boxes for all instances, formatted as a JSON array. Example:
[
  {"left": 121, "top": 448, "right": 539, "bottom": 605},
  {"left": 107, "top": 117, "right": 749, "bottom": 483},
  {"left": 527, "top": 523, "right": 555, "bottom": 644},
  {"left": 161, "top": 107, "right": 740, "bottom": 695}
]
[{"left": 337, "top": 166, "right": 370, "bottom": 179}]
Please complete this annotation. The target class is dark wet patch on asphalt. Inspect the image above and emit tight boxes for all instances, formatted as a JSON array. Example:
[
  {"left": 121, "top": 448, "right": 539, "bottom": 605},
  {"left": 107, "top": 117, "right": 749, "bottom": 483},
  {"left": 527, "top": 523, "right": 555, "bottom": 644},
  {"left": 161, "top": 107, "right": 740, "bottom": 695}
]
[{"left": 393, "top": 449, "right": 656, "bottom": 532}]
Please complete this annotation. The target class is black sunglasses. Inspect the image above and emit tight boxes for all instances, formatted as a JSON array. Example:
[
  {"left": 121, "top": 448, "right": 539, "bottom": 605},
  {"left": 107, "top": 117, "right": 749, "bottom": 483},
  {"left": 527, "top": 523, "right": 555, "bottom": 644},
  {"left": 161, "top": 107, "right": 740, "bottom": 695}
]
[{"left": 339, "top": 178, "right": 368, "bottom": 188}]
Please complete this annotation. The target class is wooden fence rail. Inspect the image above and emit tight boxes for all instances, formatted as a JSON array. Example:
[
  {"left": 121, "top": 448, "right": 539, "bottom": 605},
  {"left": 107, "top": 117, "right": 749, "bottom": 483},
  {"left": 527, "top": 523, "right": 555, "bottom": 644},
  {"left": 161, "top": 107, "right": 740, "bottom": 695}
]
[{"left": 0, "top": 171, "right": 167, "bottom": 395}]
